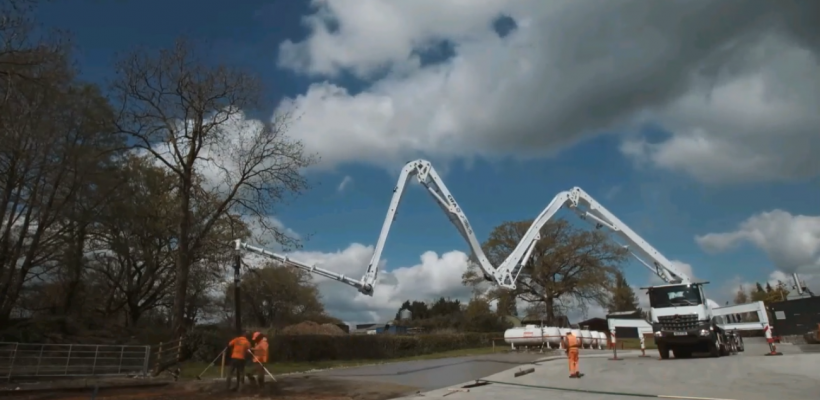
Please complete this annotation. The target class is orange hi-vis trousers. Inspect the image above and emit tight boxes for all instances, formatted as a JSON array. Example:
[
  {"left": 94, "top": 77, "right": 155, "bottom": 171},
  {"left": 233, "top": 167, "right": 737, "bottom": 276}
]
[{"left": 567, "top": 348, "right": 579, "bottom": 375}]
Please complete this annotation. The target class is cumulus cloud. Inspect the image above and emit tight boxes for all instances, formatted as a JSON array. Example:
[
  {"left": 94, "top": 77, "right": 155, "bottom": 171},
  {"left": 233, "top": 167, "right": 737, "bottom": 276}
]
[
  {"left": 241, "top": 215, "right": 300, "bottom": 249},
  {"left": 243, "top": 242, "right": 474, "bottom": 323},
  {"left": 696, "top": 210, "right": 820, "bottom": 293},
  {"left": 273, "top": 0, "right": 820, "bottom": 182},
  {"left": 696, "top": 210, "right": 820, "bottom": 275},
  {"left": 647, "top": 260, "right": 697, "bottom": 286}
]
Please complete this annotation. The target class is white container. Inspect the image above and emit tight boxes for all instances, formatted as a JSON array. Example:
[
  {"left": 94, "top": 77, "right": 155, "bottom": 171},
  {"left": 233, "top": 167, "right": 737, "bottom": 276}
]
[
  {"left": 580, "top": 330, "right": 592, "bottom": 347},
  {"left": 594, "top": 331, "right": 607, "bottom": 347},
  {"left": 504, "top": 325, "right": 549, "bottom": 346},
  {"left": 543, "top": 326, "right": 562, "bottom": 346},
  {"left": 570, "top": 329, "right": 582, "bottom": 347},
  {"left": 590, "top": 331, "right": 602, "bottom": 347}
]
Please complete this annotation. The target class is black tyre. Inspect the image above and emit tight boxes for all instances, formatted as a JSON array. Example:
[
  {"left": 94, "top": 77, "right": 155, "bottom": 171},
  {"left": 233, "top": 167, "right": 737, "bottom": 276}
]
[
  {"left": 658, "top": 343, "right": 670, "bottom": 359},
  {"left": 709, "top": 335, "right": 721, "bottom": 358},
  {"left": 672, "top": 349, "right": 692, "bottom": 359}
]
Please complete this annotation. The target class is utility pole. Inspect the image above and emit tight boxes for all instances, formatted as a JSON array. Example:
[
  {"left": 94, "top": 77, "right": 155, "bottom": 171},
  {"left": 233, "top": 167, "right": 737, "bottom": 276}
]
[{"left": 233, "top": 241, "right": 242, "bottom": 334}]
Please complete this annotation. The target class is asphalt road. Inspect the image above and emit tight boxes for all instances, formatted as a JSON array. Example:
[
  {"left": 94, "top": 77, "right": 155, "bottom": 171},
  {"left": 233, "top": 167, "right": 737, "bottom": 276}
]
[
  {"left": 397, "top": 342, "right": 820, "bottom": 400},
  {"left": 307, "top": 350, "right": 554, "bottom": 391}
]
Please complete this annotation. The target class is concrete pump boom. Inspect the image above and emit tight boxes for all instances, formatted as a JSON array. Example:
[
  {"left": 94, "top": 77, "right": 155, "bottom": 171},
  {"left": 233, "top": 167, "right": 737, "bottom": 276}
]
[
  {"left": 233, "top": 240, "right": 367, "bottom": 292},
  {"left": 359, "top": 159, "right": 691, "bottom": 296},
  {"left": 234, "top": 159, "right": 691, "bottom": 297}
]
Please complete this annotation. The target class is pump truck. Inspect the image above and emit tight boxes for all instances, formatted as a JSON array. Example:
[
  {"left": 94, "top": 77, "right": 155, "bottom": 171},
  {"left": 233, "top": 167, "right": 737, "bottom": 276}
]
[{"left": 233, "top": 159, "right": 777, "bottom": 358}]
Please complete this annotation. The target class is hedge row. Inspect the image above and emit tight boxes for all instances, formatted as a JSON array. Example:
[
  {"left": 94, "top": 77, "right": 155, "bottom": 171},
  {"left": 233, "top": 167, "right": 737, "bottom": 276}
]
[{"left": 181, "top": 328, "right": 501, "bottom": 363}]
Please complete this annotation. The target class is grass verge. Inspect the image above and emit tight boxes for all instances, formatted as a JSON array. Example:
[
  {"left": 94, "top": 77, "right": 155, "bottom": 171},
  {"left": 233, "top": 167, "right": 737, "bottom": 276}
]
[{"left": 179, "top": 346, "right": 501, "bottom": 380}]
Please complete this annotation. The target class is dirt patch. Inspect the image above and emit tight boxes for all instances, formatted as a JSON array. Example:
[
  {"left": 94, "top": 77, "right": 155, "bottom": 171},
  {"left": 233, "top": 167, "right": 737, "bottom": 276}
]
[
  {"left": 280, "top": 322, "right": 346, "bottom": 336},
  {"left": 1, "top": 376, "right": 418, "bottom": 400}
]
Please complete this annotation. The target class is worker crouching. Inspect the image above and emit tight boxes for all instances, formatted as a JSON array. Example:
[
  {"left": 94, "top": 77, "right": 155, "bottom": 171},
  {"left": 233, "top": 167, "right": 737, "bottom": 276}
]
[
  {"left": 247, "top": 331, "right": 269, "bottom": 387},
  {"left": 563, "top": 332, "right": 582, "bottom": 378},
  {"left": 226, "top": 332, "right": 253, "bottom": 392}
]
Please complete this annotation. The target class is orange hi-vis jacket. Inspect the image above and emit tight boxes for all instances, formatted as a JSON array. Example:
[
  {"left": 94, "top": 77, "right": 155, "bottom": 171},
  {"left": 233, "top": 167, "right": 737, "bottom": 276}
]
[
  {"left": 564, "top": 333, "right": 580, "bottom": 350},
  {"left": 252, "top": 337, "right": 269, "bottom": 363},
  {"left": 229, "top": 336, "right": 251, "bottom": 360}
]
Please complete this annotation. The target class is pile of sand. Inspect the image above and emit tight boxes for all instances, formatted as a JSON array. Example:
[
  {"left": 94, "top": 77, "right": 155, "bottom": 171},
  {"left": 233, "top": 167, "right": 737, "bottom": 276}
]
[{"left": 280, "top": 321, "right": 346, "bottom": 336}]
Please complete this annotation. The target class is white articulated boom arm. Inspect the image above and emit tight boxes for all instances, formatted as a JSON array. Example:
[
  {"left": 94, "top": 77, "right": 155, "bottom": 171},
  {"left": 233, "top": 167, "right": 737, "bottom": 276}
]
[
  {"left": 233, "top": 240, "right": 367, "bottom": 291},
  {"left": 557, "top": 187, "right": 692, "bottom": 285},
  {"left": 360, "top": 160, "right": 691, "bottom": 296}
]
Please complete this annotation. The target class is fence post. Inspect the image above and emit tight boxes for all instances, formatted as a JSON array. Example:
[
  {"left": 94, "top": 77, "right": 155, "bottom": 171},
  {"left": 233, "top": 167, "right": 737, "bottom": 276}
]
[
  {"left": 7, "top": 343, "right": 19, "bottom": 382},
  {"left": 64, "top": 344, "right": 74, "bottom": 375},
  {"left": 91, "top": 346, "right": 100, "bottom": 375},
  {"left": 608, "top": 329, "right": 622, "bottom": 361},
  {"left": 173, "top": 336, "right": 184, "bottom": 381},
  {"left": 118, "top": 346, "right": 125, "bottom": 374},
  {"left": 154, "top": 342, "right": 163, "bottom": 374},
  {"left": 176, "top": 336, "right": 183, "bottom": 364},
  {"left": 35, "top": 345, "right": 45, "bottom": 376},
  {"left": 142, "top": 346, "right": 151, "bottom": 377}
]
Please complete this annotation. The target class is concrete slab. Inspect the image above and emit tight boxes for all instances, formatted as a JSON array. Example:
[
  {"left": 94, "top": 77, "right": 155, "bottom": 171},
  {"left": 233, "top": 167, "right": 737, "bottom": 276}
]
[
  {"left": 307, "top": 351, "right": 552, "bottom": 391},
  {"left": 395, "top": 343, "right": 819, "bottom": 400}
]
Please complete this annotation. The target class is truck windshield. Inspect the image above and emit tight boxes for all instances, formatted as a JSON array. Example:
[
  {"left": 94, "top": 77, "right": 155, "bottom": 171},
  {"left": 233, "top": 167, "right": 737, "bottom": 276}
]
[{"left": 648, "top": 285, "right": 703, "bottom": 308}]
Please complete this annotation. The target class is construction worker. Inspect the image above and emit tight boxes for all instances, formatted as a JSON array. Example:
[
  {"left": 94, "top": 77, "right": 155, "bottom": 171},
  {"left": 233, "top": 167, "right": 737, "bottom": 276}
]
[
  {"left": 226, "top": 332, "right": 252, "bottom": 392},
  {"left": 246, "top": 331, "right": 269, "bottom": 387},
  {"left": 562, "top": 331, "right": 582, "bottom": 378}
]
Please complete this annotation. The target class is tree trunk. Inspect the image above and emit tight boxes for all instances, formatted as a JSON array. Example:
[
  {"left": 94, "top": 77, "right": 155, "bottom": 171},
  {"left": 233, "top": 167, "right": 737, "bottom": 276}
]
[
  {"left": 545, "top": 296, "right": 556, "bottom": 326},
  {"left": 173, "top": 176, "right": 193, "bottom": 337}
]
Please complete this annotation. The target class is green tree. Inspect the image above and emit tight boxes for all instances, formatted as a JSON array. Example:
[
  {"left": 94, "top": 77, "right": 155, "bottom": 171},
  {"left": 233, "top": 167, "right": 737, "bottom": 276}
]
[
  {"left": 225, "top": 262, "right": 337, "bottom": 328},
  {"left": 462, "top": 219, "right": 628, "bottom": 325},
  {"left": 733, "top": 285, "right": 749, "bottom": 305},
  {"left": 749, "top": 281, "right": 790, "bottom": 304},
  {"left": 495, "top": 289, "right": 518, "bottom": 317},
  {"left": 607, "top": 273, "right": 640, "bottom": 313},
  {"left": 395, "top": 300, "right": 430, "bottom": 321},
  {"left": 463, "top": 297, "right": 510, "bottom": 332}
]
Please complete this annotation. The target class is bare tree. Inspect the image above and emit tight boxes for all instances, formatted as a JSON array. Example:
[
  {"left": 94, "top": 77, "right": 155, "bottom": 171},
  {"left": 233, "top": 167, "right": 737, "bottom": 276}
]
[
  {"left": 0, "top": 55, "right": 122, "bottom": 324},
  {"left": 463, "top": 219, "right": 628, "bottom": 324},
  {"left": 110, "top": 38, "right": 317, "bottom": 334}
]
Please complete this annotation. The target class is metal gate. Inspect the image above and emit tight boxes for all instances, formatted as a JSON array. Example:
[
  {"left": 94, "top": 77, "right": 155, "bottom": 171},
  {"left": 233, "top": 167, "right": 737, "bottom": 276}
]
[{"left": 0, "top": 342, "right": 151, "bottom": 381}]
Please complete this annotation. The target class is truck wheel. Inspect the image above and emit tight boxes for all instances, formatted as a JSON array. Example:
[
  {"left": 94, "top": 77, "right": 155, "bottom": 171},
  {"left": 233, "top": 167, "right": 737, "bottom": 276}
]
[
  {"left": 672, "top": 349, "right": 691, "bottom": 359},
  {"left": 720, "top": 343, "right": 729, "bottom": 356},
  {"left": 709, "top": 336, "right": 721, "bottom": 358},
  {"left": 658, "top": 344, "right": 670, "bottom": 360}
]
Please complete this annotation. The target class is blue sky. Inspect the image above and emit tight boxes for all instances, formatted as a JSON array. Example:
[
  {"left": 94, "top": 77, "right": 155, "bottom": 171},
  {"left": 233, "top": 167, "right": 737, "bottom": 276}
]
[{"left": 38, "top": 0, "right": 820, "bottom": 322}]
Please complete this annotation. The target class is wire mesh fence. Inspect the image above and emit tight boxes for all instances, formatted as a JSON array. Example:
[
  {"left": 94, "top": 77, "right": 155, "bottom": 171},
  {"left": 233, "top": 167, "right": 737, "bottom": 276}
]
[{"left": 0, "top": 342, "right": 151, "bottom": 380}]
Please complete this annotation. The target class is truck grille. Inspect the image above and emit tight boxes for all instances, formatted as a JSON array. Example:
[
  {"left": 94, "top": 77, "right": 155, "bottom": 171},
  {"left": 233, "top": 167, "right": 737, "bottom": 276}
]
[{"left": 658, "top": 314, "right": 699, "bottom": 331}]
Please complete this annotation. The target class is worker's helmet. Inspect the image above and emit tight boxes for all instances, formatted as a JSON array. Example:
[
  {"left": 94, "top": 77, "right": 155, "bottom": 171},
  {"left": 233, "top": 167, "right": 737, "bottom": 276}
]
[{"left": 252, "top": 331, "right": 262, "bottom": 341}]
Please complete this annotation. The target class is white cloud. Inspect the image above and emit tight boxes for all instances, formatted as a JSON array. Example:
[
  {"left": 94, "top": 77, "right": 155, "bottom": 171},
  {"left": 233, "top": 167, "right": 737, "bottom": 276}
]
[
  {"left": 243, "top": 242, "right": 474, "bottom": 323},
  {"left": 273, "top": 0, "right": 820, "bottom": 181},
  {"left": 647, "top": 260, "right": 697, "bottom": 285},
  {"left": 695, "top": 210, "right": 820, "bottom": 275},
  {"left": 696, "top": 210, "right": 820, "bottom": 295},
  {"left": 242, "top": 215, "right": 300, "bottom": 249},
  {"left": 337, "top": 175, "right": 353, "bottom": 192}
]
